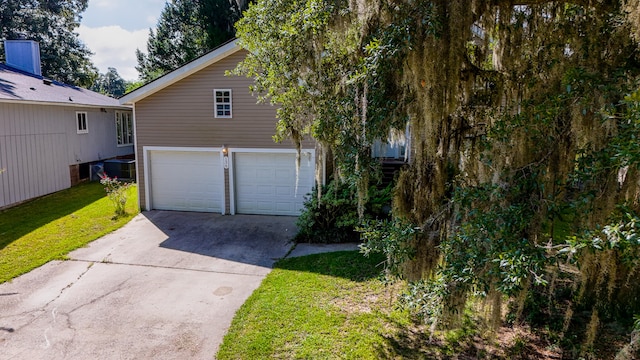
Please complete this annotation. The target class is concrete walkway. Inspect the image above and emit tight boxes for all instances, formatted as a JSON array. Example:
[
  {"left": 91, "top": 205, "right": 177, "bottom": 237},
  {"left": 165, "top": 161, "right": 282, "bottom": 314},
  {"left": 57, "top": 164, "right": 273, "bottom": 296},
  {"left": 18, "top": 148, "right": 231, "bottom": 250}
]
[{"left": 286, "top": 242, "right": 360, "bottom": 258}]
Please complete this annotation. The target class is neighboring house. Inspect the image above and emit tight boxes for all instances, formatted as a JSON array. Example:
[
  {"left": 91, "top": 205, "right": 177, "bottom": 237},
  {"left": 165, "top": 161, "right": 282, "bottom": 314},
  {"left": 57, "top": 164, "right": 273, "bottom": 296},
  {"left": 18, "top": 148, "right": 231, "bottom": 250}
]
[
  {"left": 119, "top": 39, "right": 317, "bottom": 216},
  {"left": 0, "top": 40, "right": 134, "bottom": 209}
]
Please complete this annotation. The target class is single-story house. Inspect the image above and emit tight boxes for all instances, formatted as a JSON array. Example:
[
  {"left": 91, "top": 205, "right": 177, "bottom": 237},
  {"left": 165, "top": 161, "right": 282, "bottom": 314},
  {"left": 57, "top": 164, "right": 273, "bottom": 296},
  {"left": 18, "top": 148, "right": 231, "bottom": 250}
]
[
  {"left": 0, "top": 40, "right": 134, "bottom": 209},
  {"left": 119, "top": 39, "right": 317, "bottom": 216}
]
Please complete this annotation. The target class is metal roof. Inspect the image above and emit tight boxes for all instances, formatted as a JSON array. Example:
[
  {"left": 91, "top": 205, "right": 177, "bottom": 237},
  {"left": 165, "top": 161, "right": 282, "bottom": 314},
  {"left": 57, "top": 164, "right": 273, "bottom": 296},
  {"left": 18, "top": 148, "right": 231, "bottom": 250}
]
[{"left": 0, "top": 63, "right": 127, "bottom": 108}]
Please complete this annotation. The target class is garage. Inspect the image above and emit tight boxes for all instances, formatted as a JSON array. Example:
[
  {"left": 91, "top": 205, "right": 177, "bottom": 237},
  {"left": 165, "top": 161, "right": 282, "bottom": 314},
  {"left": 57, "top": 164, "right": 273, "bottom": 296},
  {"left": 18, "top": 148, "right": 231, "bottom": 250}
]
[
  {"left": 149, "top": 150, "right": 223, "bottom": 212},
  {"left": 233, "top": 152, "right": 315, "bottom": 216}
]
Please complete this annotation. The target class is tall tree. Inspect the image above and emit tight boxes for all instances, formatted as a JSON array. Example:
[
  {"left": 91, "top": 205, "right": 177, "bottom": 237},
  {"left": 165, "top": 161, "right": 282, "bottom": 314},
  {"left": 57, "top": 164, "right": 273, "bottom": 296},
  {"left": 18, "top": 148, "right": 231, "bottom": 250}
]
[
  {"left": 91, "top": 67, "right": 126, "bottom": 98},
  {"left": 236, "top": 0, "right": 640, "bottom": 349},
  {"left": 0, "top": 0, "right": 98, "bottom": 87},
  {"left": 136, "top": 0, "right": 246, "bottom": 81}
]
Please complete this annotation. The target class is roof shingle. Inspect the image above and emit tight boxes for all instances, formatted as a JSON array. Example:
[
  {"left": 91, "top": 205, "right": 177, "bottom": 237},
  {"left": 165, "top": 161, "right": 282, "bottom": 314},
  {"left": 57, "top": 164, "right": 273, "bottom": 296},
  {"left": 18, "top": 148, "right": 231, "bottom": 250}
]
[{"left": 0, "top": 64, "right": 124, "bottom": 108}]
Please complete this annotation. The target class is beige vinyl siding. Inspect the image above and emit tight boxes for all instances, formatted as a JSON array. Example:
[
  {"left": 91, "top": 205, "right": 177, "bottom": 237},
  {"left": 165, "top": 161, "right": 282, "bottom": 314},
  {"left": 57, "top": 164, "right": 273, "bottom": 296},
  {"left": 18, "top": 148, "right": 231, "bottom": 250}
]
[
  {"left": 135, "top": 50, "right": 314, "bottom": 210},
  {"left": 0, "top": 102, "right": 133, "bottom": 208},
  {"left": 135, "top": 51, "right": 293, "bottom": 148}
]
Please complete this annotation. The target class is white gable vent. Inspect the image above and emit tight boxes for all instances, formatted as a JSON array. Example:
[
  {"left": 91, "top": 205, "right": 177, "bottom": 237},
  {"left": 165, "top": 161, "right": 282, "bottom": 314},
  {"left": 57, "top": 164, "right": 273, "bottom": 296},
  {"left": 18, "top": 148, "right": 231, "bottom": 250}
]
[{"left": 4, "top": 40, "right": 42, "bottom": 76}]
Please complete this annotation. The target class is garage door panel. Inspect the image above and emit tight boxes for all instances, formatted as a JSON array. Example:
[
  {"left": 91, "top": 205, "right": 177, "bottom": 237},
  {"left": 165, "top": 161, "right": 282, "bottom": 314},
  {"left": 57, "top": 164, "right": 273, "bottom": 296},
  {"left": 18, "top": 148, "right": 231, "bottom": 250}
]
[
  {"left": 275, "top": 186, "right": 291, "bottom": 196},
  {"left": 255, "top": 169, "right": 273, "bottom": 180},
  {"left": 235, "top": 152, "right": 314, "bottom": 216},
  {"left": 275, "top": 171, "right": 293, "bottom": 181},
  {"left": 150, "top": 151, "right": 222, "bottom": 213}
]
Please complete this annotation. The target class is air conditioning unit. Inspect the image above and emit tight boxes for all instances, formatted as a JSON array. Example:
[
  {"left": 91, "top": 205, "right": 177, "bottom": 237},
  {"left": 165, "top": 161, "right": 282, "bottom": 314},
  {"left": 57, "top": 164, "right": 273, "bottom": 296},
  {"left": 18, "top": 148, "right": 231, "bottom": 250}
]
[
  {"left": 90, "top": 163, "right": 104, "bottom": 181},
  {"left": 103, "top": 159, "right": 136, "bottom": 180}
]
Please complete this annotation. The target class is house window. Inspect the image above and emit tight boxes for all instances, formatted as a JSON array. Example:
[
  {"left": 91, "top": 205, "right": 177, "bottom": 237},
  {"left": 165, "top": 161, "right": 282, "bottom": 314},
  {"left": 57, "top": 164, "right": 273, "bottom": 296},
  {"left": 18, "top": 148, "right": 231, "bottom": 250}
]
[
  {"left": 76, "top": 112, "right": 88, "bottom": 134},
  {"left": 214, "top": 89, "right": 232, "bottom": 118},
  {"left": 116, "top": 111, "right": 133, "bottom": 146}
]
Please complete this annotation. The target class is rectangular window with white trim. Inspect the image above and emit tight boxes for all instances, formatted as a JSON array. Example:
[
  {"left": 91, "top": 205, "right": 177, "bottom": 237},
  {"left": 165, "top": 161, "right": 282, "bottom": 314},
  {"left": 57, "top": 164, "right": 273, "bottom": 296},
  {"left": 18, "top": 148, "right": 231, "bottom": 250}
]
[
  {"left": 76, "top": 112, "right": 88, "bottom": 134},
  {"left": 115, "top": 111, "right": 133, "bottom": 146},
  {"left": 214, "top": 89, "right": 232, "bottom": 118}
]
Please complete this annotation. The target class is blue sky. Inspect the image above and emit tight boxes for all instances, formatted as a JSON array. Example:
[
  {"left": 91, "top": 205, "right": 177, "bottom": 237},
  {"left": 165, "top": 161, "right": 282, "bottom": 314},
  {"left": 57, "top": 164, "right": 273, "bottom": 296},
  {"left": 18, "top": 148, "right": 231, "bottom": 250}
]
[{"left": 77, "top": 0, "right": 167, "bottom": 81}]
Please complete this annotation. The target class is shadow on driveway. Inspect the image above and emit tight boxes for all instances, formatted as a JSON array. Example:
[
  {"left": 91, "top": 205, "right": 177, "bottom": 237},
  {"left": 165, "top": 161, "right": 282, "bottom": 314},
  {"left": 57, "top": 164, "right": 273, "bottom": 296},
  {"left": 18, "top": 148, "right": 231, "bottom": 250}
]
[
  {"left": 151, "top": 210, "right": 298, "bottom": 268},
  {"left": 69, "top": 210, "right": 298, "bottom": 276}
]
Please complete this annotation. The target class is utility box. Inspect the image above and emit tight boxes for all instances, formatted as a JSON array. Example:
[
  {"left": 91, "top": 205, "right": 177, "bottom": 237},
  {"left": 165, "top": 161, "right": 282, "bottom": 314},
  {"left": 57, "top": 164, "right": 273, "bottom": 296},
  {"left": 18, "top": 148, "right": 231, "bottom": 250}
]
[{"left": 103, "top": 159, "right": 136, "bottom": 180}]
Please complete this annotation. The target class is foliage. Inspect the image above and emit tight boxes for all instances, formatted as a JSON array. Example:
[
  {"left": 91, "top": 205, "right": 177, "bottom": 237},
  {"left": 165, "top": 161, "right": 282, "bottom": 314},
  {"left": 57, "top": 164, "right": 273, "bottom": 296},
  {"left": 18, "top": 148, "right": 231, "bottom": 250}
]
[
  {"left": 99, "top": 175, "right": 133, "bottom": 217},
  {"left": 0, "top": 0, "right": 98, "bottom": 87},
  {"left": 359, "top": 217, "right": 418, "bottom": 278},
  {"left": 295, "top": 181, "right": 392, "bottom": 243},
  {"left": 234, "top": 0, "right": 415, "bottom": 208},
  {"left": 125, "top": 80, "right": 144, "bottom": 93},
  {"left": 238, "top": 0, "right": 640, "bottom": 348},
  {"left": 136, "top": 0, "right": 247, "bottom": 81},
  {"left": 0, "top": 182, "right": 138, "bottom": 284},
  {"left": 91, "top": 67, "right": 126, "bottom": 98}
]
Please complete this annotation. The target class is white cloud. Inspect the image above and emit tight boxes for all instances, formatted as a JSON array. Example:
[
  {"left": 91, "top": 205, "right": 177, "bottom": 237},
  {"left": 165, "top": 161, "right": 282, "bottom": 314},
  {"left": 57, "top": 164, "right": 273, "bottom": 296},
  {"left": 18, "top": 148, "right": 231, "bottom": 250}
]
[
  {"left": 77, "top": 25, "right": 148, "bottom": 81},
  {"left": 93, "top": 0, "right": 117, "bottom": 9},
  {"left": 146, "top": 15, "right": 158, "bottom": 26}
]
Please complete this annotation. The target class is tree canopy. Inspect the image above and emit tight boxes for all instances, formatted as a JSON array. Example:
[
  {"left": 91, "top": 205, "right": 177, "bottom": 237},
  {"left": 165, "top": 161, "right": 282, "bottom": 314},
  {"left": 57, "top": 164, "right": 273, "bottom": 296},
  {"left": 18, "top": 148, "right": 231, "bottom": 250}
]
[
  {"left": 136, "top": 0, "right": 248, "bottom": 81},
  {"left": 236, "top": 0, "right": 640, "bottom": 351},
  {"left": 0, "top": 0, "right": 98, "bottom": 87},
  {"left": 91, "top": 67, "right": 127, "bottom": 98}
]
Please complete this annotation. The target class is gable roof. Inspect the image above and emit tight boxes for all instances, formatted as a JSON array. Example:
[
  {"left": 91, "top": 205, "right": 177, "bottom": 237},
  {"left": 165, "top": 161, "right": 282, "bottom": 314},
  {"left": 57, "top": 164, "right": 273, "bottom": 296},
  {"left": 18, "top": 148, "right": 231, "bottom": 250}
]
[
  {"left": 119, "top": 39, "right": 241, "bottom": 105},
  {"left": 0, "top": 63, "right": 125, "bottom": 108}
]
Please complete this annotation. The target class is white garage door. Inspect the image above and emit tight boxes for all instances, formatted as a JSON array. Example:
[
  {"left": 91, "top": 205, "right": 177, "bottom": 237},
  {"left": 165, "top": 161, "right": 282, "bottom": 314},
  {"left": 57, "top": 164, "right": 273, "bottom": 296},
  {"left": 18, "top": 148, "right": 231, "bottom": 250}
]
[
  {"left": 234, "top": 152, "right": 314, "bottom": 216},
  {"left": 149, "top": 150, "right": 223, "bottom": 212}
]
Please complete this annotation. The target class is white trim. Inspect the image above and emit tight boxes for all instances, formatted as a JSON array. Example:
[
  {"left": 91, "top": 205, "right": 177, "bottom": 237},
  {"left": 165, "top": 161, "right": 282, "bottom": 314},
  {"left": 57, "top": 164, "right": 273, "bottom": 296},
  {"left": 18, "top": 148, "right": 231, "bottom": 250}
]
[
  {"left": 229, "top": 148, "right": 314, "bottom": 154},
  {"left": 76, "top": 111, "right": 88, "bottom": 134},
  {"left": 228, "top": 152, "right": 236, "bottom": 215},
  {"left": 132, "top": 103, "right": 141, "bottom": 210},
  {"left": 228, "top": 148, "right": 316, "bottom": 216},
  {"left": 115, "top": 111, "right": 134, "bottom": 147},
  {"left": 144, "top": 146, "right": 222, "bottom": 152},
  {"left": 213, "top": 89, "right": 232, "bottom": 118},
  {"left": 0, "top": 98, "right": 131, "bottom": 109},
  {"left": 143, "top": 146, "right": 224, "bottom": 213},
  {"left": 220, "top": 151, "right": 228, "bottom": 215},
  {"left": 120, "top": 40, "right": 241, "bottom": 105},
  {"left": 143, "top": 145, "right": 151, "bottom": 211}
]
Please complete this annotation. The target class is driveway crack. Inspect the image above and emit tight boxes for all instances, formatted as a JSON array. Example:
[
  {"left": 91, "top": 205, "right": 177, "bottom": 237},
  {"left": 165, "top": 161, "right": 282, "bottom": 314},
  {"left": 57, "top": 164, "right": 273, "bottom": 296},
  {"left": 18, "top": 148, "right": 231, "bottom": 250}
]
[
  {"left": 0, "top": 262, "right": 95, "bottom": 335},
  {"left": 43, "top": 262, "right": 95, "bottom": 309}
]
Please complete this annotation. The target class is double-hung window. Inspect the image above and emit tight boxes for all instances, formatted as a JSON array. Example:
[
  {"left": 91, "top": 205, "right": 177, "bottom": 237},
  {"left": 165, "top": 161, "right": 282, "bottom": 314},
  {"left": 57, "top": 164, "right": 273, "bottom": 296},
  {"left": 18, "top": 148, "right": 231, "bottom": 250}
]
[
  {"left": 116, "top": 111, "right": 133, "bottom": 146},
  {"left": 214, "top": 89, "right": 232, "bottom": 118},
  {"left": 76, "top": 112, "right": 88, "bottom": 134}
]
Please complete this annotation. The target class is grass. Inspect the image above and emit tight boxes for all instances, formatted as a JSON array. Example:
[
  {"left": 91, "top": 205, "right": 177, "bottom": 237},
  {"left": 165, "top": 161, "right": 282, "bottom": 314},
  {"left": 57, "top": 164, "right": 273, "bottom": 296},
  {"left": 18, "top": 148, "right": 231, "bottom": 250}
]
[
  {"left": 217, "top": 251, "right": 418, "bottom": 359},
  {"left": 0, "top": 181, "right": 138, "bottom": 283}
]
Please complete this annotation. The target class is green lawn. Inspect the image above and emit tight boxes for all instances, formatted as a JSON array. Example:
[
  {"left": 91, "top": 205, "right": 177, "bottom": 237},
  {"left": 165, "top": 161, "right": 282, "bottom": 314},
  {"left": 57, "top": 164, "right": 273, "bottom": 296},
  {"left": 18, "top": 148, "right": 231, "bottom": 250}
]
[
  {"left": 216, "top": 251, "right": 419, "bottom": 359},
  {"left": 218, "top": 250, "right": 631, "bottom": 359},
  {"left": 215, "top": 251, "right": 532, "bottom": 359},
  {"left": 0, "top": 182, "right": 138, "bottom": 283}
]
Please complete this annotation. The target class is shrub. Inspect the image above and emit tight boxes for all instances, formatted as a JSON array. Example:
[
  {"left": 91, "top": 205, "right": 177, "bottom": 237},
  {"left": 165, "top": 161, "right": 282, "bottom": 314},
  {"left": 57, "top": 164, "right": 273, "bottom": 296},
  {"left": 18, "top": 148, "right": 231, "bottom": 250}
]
[
  {"left": 295, "top": 181, "right": 392, "bottom": 243},
  {"left": 99, "top": 175, "right": 133, "bottom": 217}
]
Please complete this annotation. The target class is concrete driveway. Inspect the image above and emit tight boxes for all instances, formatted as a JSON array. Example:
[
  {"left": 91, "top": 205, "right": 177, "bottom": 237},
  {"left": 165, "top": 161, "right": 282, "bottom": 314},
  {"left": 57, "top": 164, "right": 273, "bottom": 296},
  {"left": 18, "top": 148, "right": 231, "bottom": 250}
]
[{"left": 0, "top": 211, "right": 299, "bottom": 359}]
